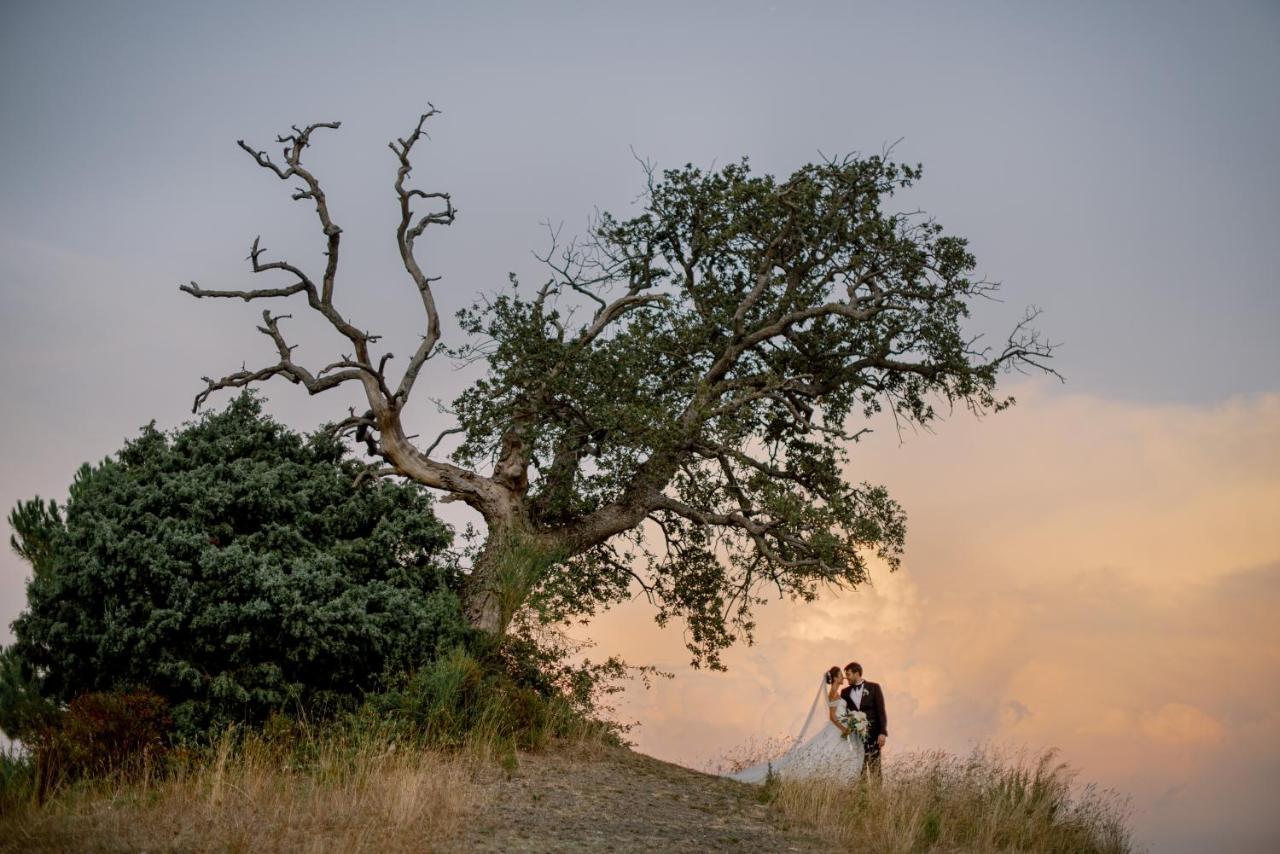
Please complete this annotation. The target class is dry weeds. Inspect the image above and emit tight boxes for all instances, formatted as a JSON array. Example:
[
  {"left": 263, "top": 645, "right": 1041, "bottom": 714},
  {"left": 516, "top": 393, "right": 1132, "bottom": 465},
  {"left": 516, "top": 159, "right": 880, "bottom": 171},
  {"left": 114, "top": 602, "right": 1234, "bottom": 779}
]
[
  {"left": 0, "top": 730, "right": 476, "bottom": 853},
  {"left": 0, "top": 731, "right": 1138, "bottom": 853},
  {"left": 766, "top": 745, "right": 1137, "bottom": 853}
]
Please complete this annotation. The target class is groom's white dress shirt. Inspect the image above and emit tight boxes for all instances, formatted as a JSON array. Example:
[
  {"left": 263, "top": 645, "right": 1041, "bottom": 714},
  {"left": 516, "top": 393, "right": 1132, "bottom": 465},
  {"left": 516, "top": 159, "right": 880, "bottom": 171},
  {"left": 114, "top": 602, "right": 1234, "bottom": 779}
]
[{"left": 850, "top": 682, "right": 864, "bottom": 708}]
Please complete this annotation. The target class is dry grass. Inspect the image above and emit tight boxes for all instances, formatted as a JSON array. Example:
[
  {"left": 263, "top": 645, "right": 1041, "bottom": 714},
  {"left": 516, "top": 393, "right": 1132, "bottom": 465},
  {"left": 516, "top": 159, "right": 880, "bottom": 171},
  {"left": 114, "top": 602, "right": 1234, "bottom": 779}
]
[
  {"left": 0, "top": 716, "right": 1138, "bottom": 853},
  {"left": 765, "top": 745, "right": 1137, "bottom": 853},
  {"left": 0, "top": 643, "right": 632, "bottom": 852},
  {"left": 0, "top": 727, "right": 478, "bottom": 853}
]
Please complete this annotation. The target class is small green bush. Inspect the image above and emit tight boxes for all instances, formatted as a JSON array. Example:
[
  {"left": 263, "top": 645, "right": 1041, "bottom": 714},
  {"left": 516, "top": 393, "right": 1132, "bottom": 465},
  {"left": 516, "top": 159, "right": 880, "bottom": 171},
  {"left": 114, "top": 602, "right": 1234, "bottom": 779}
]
[
  {"left": 362, "top": 624, "right": 650, "bottom": 752},
  {"left": 365, "top": 647, "right": 549, "bottom": 749}
]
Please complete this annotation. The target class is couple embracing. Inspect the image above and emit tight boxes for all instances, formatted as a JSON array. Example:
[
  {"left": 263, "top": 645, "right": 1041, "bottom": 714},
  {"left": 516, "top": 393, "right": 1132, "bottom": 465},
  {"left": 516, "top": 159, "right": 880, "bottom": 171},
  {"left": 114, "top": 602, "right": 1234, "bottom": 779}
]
[
  {"left": 828, "top": 662, "right": 888, "bottom": 780},
  {"left": 728, "top": 662, "right": 888, "bottom": 784}
]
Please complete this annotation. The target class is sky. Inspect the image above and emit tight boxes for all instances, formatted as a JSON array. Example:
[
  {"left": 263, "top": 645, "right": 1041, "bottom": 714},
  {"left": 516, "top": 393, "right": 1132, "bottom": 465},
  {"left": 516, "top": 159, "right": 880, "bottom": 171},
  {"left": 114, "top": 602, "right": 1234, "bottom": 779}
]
[{"left": 1, "top": 2, "right": 1277, "bottom": 851}]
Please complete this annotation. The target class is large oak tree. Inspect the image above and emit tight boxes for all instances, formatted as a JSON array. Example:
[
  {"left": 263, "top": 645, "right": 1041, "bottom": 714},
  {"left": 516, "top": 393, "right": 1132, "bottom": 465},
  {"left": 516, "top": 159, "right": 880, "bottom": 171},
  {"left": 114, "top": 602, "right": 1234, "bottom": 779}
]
[{"left": 182, "top": 109, "right": 1058, "bottom": 667}]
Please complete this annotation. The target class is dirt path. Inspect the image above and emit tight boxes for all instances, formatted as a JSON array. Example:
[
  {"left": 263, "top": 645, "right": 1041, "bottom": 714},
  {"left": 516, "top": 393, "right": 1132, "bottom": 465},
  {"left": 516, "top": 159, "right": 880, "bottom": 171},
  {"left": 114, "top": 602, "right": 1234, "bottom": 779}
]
[{"left": 449, "top": 741, "right": 823, "bottom": 852}]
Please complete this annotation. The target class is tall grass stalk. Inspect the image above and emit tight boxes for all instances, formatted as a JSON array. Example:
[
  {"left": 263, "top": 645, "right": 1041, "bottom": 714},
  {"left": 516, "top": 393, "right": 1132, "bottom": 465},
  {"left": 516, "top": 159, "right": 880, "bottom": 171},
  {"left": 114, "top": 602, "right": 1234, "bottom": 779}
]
[{"left": 765, "top": 745, "right": 1136, "bottom": 853}]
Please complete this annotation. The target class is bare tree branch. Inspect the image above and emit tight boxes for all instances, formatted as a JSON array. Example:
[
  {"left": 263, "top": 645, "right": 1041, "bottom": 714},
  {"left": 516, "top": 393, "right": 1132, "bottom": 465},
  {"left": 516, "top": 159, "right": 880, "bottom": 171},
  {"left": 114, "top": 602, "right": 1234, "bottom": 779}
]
[
  {"left": 390, "top": 106, "right": 456, "bottom": 406},
  {"left": 183, "top": 114, "right": 495, "bottom": 524},
  {"left": 191, "top": 310, "right": 365, "bottom": 412}
]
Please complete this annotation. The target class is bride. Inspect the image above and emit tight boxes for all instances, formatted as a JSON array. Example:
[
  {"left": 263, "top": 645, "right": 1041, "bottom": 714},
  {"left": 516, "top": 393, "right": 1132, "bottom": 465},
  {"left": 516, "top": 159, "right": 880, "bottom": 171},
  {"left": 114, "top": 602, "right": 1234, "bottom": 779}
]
[{"left": 727, "top": 666, "right": 864, "bottom": 783}]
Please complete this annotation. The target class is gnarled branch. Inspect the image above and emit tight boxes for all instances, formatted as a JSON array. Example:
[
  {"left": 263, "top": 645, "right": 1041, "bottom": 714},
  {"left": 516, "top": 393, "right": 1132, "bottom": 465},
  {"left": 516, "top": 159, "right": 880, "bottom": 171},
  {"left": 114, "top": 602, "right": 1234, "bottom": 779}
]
[
  {"left": 191, "top": 310, "right": 365, "bottom": 411},
  {"left": 390, "top": 106, "right": 456, "bottom": 406}
]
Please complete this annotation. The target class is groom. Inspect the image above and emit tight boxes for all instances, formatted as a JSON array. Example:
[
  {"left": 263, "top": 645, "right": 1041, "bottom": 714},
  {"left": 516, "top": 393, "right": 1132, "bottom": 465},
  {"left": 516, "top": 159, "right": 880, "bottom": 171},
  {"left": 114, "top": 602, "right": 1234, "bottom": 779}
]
[{"left": 841, "top": 662, "right": 887, "bottom": 781}]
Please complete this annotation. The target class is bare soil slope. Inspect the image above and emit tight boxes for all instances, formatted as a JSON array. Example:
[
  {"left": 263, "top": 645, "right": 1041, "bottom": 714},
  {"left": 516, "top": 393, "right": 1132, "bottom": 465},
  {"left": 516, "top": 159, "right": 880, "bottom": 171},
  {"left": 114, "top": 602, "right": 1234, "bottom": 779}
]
[{"left": 451, "top": 741, "right": 821, "bottom": 853}]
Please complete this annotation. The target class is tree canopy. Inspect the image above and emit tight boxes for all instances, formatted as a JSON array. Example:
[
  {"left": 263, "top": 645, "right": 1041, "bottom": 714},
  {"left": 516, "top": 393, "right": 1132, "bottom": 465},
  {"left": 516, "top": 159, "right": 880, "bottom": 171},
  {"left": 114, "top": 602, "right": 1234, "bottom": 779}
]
[
  {"left": 5, "top": 391, "right": 467, "bottom": 738},
  {"left": 182, "top": 111, "right": 1058, "bottom": 668}
]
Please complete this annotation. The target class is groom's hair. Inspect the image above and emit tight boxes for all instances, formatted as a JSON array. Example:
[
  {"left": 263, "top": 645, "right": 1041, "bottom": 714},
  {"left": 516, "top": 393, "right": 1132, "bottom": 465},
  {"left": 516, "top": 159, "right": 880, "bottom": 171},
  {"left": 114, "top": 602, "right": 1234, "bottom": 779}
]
[{"left": 845, "top": 662, "right": 862, "bottom": 675}]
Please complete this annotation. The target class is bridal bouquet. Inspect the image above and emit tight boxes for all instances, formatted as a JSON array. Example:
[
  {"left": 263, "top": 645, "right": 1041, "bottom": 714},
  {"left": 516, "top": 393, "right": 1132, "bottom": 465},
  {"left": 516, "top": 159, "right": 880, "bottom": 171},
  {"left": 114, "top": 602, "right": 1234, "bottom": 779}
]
[{"left": 840, "top": 709, "right": 869, "bottom": 740}]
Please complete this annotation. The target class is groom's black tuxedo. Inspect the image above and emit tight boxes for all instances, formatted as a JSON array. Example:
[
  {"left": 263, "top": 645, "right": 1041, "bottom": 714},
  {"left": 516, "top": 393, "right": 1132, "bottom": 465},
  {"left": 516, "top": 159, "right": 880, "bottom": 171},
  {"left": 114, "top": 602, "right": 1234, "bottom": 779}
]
[
  {"left": 841, "top": 679, "right": 887, "bottom": 780},
  {"left": 840, "top": 680, "right": 887, "bottom": 739}
]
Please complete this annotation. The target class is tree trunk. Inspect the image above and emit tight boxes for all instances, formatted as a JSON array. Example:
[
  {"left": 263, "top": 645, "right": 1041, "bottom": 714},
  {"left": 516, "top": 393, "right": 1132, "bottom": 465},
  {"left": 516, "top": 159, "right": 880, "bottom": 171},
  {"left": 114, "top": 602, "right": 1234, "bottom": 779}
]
[{"left": 462, "top": 526, "right": 566, "bottom": 639}]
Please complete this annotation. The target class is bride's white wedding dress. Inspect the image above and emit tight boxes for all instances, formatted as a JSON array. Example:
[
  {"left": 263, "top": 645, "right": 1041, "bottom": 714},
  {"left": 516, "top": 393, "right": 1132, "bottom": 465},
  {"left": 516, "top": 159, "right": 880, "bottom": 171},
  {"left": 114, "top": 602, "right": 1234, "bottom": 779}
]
[{"left": 727, "top": 681, "right": 864, "bottom": 783}]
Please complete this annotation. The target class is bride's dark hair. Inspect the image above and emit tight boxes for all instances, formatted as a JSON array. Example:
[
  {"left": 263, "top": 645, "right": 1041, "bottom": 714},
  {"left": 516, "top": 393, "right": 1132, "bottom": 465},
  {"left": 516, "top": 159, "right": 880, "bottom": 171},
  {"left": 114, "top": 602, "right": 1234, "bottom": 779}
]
[{"left": 824, "top": 666, "right": 842, "bottom": 685}]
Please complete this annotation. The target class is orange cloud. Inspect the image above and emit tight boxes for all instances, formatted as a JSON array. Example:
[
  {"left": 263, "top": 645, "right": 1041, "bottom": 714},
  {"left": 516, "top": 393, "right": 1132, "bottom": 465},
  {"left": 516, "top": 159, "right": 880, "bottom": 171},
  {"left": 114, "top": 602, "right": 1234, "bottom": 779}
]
[
  {"left": 583, "top": 380, "right": 1280, "bottom": 851},
  {"left": 1138, "top": 704, "right": 1225, "bottom": 745}
]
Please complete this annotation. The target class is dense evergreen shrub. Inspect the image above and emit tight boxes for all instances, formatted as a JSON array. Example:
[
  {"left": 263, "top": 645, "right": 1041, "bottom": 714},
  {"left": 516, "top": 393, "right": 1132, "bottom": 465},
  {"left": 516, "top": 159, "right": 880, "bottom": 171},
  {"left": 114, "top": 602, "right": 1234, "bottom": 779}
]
[{"left": 5, "top": 390, "right": 469, "bottom": 739}]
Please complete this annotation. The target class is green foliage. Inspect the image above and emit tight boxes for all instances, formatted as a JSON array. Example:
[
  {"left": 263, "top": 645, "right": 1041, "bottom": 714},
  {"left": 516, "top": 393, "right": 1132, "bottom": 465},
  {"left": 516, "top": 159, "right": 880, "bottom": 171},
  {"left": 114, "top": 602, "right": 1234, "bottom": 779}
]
[
  {"left": 485, "top": 534, "right": 568, "bottom": 636},
  {"left": 364, "top": 632, "right": 636, "bottom": 752},
  {"left": 366, "top": 647, "right": 543, "bottom": 749},
  {"left": 6, "top": 390, "right": 470, "bottom": 739},
  {"left": 7, "top": 498, "right": 60, "bottom": 580},
  {"left": 0, "top": 646, "right": 57, "bottom": 746},
  {"left": 446, "top": 153, "right": 1054, "bottom": 666}
]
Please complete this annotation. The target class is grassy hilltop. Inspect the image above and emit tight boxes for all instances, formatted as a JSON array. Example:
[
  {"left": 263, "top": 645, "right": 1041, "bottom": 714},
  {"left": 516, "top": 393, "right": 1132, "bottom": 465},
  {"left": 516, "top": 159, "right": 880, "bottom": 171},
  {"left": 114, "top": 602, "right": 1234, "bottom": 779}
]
[{"left": 1, "top": 719, "right": 1136, "bottom": 853}]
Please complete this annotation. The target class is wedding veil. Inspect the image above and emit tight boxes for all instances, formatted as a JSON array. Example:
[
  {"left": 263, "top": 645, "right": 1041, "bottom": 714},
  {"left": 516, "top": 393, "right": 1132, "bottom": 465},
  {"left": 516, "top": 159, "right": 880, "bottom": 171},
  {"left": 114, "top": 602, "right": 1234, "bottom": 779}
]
[
  {"left": 790, "top": 675, "right": 828, "bottom": 745},
  {"left": 726, "top": 676, "right": 827, "bottom": 783}
]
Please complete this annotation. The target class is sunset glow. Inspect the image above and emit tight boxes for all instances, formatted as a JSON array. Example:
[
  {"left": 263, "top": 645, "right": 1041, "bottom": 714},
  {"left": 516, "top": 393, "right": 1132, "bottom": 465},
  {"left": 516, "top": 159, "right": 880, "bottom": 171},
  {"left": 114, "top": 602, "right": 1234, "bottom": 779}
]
[
  {"left": 586, "top": 380, "right": 1280, "bottom": 852},
  {"left": 2, "top": 3, "right": 1277, "bottom": 850}
]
